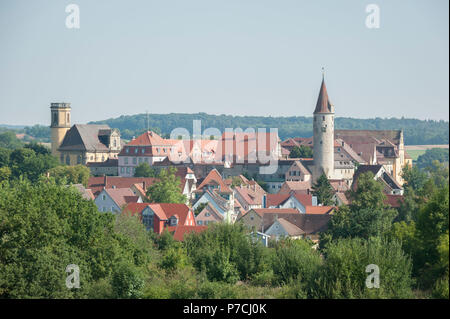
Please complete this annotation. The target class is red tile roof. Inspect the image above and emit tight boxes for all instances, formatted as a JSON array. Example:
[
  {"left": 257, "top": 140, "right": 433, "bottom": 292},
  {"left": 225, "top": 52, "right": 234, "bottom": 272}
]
[
  {"left": 149, "top": 203, "right": 193, "bottom": 225},
  {"left": 305, "top": 206, "right": 335, "bottom": 214},
  {"left": 166, "top": 225, "right": 208, "bottom": 241},
  {"left": 314, "top": 77, "right": 333, "bottom": 114},
  {"left": 384, "top": 194, "right": 404, "bottom": 208},
  {"left": 88, "top": 176, "right": 157, "bottom": 196},
  {"left": 122, "top": 203, "right": 150, "bottom": 218},
  {"left": 251, "top": 208, "right": 299, "bottom": 217},
  {"left": 196, "top": 169, "right": 232, "bottom": 193}
]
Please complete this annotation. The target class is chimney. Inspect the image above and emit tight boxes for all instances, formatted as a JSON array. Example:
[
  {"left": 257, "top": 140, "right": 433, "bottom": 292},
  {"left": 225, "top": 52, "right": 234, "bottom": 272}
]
[
  {"left": 262, "top": 194, "right": 267, "bottom": 208},
  {"left": 104, "top": 175, "right": 107, "bottom": 186},
  {"left": 143, "top": 181, "right": 146, "bottom": 191}
]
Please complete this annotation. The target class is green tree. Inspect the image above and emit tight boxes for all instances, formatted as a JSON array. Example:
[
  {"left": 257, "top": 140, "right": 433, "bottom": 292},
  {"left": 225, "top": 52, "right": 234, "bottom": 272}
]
[
  {"left": 134, "top": 162, "right": 156, "bottom": 178},
  {"left": 0, "top": 131, "right": 23, "bottom": 149},
  {"left": 311, "top": 173, "right": 335, "bottom": 206},
  {"left": 48, "top": 164, "right": 90, "bottom": 187},
  {"left": 0, "top": 148, "right": 11, "bottom": 167},
  {"left": 312, "top": 237, "right": 413, "bottom": 298},
  {"left": 289, "top": 145, "right": 313, "bottom": 158},
  {"left": 0, "top": 166, "right": 11, "bottom": 182},
  {"left": 146, "top": 167, "right": 186, "bottom": 203},
  {"left": 416, "top": 148, "right": 449, "bottom": 170},
  {"left": 9, "top": 148, "right": 59, "bottom": 183}
]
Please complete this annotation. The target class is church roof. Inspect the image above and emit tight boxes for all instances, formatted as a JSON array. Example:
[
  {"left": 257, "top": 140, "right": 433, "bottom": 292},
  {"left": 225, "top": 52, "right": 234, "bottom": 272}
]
[
  {"left": 314, "top": 77, "right": 334, "bottom": 114},
  {"left": 58, "top": 124, "right": 112, "bottom": 152}
]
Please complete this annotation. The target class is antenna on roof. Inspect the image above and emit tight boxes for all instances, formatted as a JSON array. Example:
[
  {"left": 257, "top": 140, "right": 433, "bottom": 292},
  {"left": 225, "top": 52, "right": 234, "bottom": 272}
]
[
  {"left": 322, "top": 67, "right": 325, "bottom": 79},
  {"left": 146, "top": 110, "right": 149, "bottom": 132}
]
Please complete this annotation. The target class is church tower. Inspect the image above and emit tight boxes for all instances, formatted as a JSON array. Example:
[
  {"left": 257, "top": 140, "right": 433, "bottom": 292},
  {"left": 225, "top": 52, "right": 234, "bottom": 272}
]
[
  {"left": 313, "top": 73, "right": 335, "bottom": 182},
  {"left": 50, "top": 102, "right": 71, "bottom": 158}
]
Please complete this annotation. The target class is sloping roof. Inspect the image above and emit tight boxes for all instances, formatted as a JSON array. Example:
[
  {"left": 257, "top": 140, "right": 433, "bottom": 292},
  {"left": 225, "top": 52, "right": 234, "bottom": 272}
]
[
  {"left": 274, "top": 218, "right": 305, "bottom": 236},
  {"left": 266, "top": 193, "right": 291, "bottom": 207},
  {"left": 335, "top": 192, "right": 349, "bottom": 205},
  {"left": 127, "top": 130, "right": 174, "bottom": 146},
  {"left": 279, "top": 180, "right": 312, "bottom": 193},
  {"left": 58, "top": 124, "right": 112, "bottom": 152},
  {"left": 198, "top": 202, "right": 224, "bottom": 221},
  {"left": 196, "top": 169, "right": 232, "bottom": 193},
  {"left": 314, "top": 77, "right": 334, "bottom": 114},
  {"left": 69, "top": 184, "right": 95, "bottom": 200},
  {"left": 262, "top": 213, "right": 332, "bottom": 235},
  {"left": 149, "top": 203, "right": 192, "bottom": 225},
  {"left": 335, "top": 130, "right": 402, "bottom": 147},
  {"left": 384, "top": 194, "right": 404, "bottom": 208},
  {"left": 166, "top": 225, "right": 208, "bottom": 241},
  {"left": 351, "top": 165, "right": 384, "bottom": 190},
  {"left": 88, "top": 176, "right": 157, "bottom": 196},
  {"left": 251, "top": 208, "right": 299, "bottom": 217},
  {"left": 105, "top": 188, "right": 138, "bottom": 207},
  {"left": 122, "top": 203, "right": 150, "bottom": 217},
  {"left": 234, "top": 185, "right": 266, "bottom": 206},
  {"left": 305, "top": 206, "right": 334, "bottom": 214},
  {"left": 86, "top": 158, "right": 118, "bottom": 167}
]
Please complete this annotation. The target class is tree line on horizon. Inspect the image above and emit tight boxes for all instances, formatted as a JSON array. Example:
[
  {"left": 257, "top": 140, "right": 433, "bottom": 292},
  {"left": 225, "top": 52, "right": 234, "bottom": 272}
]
[{"left": 2, "top": 113, "right": 448, "bottom": 145}]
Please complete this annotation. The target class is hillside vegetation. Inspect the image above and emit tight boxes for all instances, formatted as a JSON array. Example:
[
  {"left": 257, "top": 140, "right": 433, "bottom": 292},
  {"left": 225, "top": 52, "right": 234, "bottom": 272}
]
[{"left": 89, "top": 113, "right": 449, "bottom": 145}]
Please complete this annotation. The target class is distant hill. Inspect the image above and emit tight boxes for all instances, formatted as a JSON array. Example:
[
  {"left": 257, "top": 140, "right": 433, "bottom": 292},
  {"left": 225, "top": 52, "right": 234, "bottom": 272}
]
[{"left": 89, "top": 113, "right": 449, "bottom": 145}]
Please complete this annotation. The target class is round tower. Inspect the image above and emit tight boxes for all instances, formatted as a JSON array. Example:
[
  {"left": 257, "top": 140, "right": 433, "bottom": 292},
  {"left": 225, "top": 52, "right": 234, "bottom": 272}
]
[
  {"left": 50, "top": 102, "right": 71, "bottom": 158},
  {"left": 313, "top": 75, "right": 335, "bottom": 181}
]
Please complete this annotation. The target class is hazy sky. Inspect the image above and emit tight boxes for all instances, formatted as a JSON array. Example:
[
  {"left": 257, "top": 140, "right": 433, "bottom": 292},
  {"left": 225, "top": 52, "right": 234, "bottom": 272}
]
[{"left": 0, "top": 0, "right": 448, "bottom": 126}]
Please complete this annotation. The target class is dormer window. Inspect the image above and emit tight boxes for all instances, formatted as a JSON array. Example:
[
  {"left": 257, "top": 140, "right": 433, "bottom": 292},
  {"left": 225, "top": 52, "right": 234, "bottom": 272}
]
[
  {"left": 169, "top": 216, "right": 178, "bottom": 226},
  {"left": 126, "top": 148, "right": 129, "bottom": 153},
  {"left": 134, "top": 148, "right": 138, "bottom": 154}
]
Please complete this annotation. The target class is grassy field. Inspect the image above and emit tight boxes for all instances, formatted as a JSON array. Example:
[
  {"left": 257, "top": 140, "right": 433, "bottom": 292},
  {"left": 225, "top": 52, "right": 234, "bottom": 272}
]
[{"left": 406, "top": 150, "right": 426, "bottom": 161}]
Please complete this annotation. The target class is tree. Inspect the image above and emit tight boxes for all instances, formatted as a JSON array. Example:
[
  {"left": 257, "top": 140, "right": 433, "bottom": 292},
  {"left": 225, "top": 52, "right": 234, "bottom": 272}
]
[
  {"left": 48, "top": 165, "right": 90, "bottom": 187},
  {"left": 9, "top": 148, "right": 59, "bottom": 183},
  {"left": 289, "top": 145, "right": 313, "bottom": 158},
  {"left": 24, "top": 142, "right": 51, "bottom": 156},
  {"left": 347, "top": 172, "right": 387, "bottom": 212},
  {"left": 312, "top": 237, "right": 413, "bottom": 298},
  {"left": 0, "top": 178, "right": 147, "bottom": 298},
  {"left": 0, "top": 148, "right": 11, "bottom": 167},
  {"left": 134, "top": 162, "right": 156, "bottom": 178},
  {"left": 0, "top": 167, "right": 11, "bottom": 182},
  {"left": 146, "top": 168, "right": 186, "bottom": 203},
  {"left": 311, "top": 173, "right": 334, "bottom": 206},
  {"left": 0, "top": 131, "right": 23, "bottom": 149},
  {"left": 416, "top": 148, "right": 449, "bottom": 170}
]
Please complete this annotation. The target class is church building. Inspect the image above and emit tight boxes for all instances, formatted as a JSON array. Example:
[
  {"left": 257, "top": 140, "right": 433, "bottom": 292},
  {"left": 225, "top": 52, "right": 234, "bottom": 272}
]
[{"left": 50, "top": 103, "right": 122, "bottom": 166}]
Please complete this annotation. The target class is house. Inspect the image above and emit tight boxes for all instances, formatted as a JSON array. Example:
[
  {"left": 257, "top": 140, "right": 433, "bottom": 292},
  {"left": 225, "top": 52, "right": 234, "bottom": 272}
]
[
  {"left": 192, "top": 190, "right": 236, "bottom": 223},
  {"left": 285, "top": 160, "right": 311, "bottom": 182},
  {"left": 249, "top": 231, "right": 270, "bottom": 247},
  {"left": 278, "top": 180, "right": 312, "bottom": 195},
  {"left": 195, "top": 202, "right": 224, "bottom": 226},
  {"left": 95, "top": 188, "right": 142, "bottom": 213},
  {"left": 233, "top": 184, "right": 266, "bottom": 212},
  {"left": 87, "top": 158, "right": 119, "bottom": 176},
  {"left": 266, "top": 192, "right": 316, "bottom": 213},
  {"left": 174, "top": 167, "right": 197, "bottom": 203},
  {"left": 88, "top": 176, "right": 157, "bottom": 197},
  {"left": 165, "top": 225, "right": 208, "bottom": 241},
  {"left": 236, "top": 208, "right": 299, "bottom": 232},
  {"left": 262, "top": 213, "right": 332, "bottom": 242},
  {"left": 144, "top": 203, "right": 197, "bottom": 234},
  {"left": 384, "top": 194, "right": 404, "bottom": 209}
]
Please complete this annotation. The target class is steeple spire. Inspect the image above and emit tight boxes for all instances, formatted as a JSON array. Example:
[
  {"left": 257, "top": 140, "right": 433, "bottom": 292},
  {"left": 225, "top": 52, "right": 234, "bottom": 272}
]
[{"left": 314, "top": 71, "right": 333, "bottom": 114}]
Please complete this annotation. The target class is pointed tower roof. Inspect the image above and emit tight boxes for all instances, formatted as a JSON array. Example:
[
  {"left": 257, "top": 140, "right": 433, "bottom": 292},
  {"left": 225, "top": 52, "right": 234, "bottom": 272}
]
[{"left": 314, "top": 75, "right": 334, "bottom": 114}]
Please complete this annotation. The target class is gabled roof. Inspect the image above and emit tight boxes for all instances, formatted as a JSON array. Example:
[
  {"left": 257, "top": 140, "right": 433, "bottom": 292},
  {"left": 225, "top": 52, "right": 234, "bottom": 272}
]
[
  {"left": 197, "top": 202, "right": 224, "bottom": 221},
  {"left": 262, "top": 213, "right": 332, "bottom": 235},
  {"left": 196, "top": 169, "right": 232, "bottom": 193},
  {"left": 88, "top": 176, "right": 157, "bottom": 196},
  {"left": 266, "top": 193, "right": 291, "bottom": 207},
  {"left": 166, "top": 225, "right": 208, "bottom": 241},
  {"left": 122, "top": 203, "right": 150, "bottom": 217},
  {"left": 384, "top": 194, "right": 404, "bottom": 208},
  {"left": 104, "top": 188, "right": 139, "bottom": 208},
  {"left": 126, "top": 130, "right": 174, "bottom": 146},
  {"left": 149, "top": 203, "right": 193, "bottom": 225},
  {"left": 59, "top": 124, "right": 113, "bottom": 152},
  {"left": 69, "top": 184, "right": 95, "bottom": 200},
  {"left": 314, "top": 77, "right": 334, "bottom": 114},
  {"left": 305, "top": 206, "right": 334, "bottom": 214},
  {"left": 279, "top": 180, "right": 312, "bottom": 194},
  {"left": 250, "top": 208, "right": 299, "bottom": 217},
  {"left": 273, "top": 218, "right": 305, "bottom": 236}
]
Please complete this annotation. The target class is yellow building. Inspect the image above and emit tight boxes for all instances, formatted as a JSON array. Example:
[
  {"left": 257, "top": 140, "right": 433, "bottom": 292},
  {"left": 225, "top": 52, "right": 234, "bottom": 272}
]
[{"left": 50, "top": 102, "right": 122, "bottom": 166}]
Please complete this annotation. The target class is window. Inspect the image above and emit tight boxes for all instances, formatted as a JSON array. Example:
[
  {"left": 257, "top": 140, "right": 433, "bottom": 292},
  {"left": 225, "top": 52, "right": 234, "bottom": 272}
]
[
  {"left": 113, "top": 139, "right": 117, "bottom": 147},
  {"left": 120, "top": 167, "right": 125, "bottom": 173},
  {"left": 77, "top": 155, "right": 82, "bottom": 164},
  {"left": 65, "top": 155, "right": 70, "bottom": 165},
  {"left": 124, "top": 157, "right": 128, "bottom": 164},
  {"left": 198, "top": 220, "right": 203, "bottom": 225},
  {"left": 132, "top": 158, "right": 137, "bottom": 164},
  {"left": 67, "top": 113, "right": 70, "bottom": 123},
  {"left": 139, "top": 158, "right": 143, "bottom": 163},
  {"left": 134, "top": 148, "right": 138, "bottom": 154},
  {"left": 102, "top": 195, "right": 106, "bottom": 201},
  {"left": 126, "top": 167, "right": 130, "bottom": 174},
  {"left": 142, "top": 148, "right": 145, "bottom": 154},
  {"left": 205, "top": 212, "right": 210, "bottom": 217},
  {"left": 126, "top": 148, "right": 129, "bottom": 153}
]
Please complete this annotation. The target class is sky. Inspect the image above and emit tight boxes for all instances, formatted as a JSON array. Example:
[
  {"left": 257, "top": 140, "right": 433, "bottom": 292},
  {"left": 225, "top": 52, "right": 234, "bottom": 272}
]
[{"left": 0, "top": 0, "right": 448, "bottom": 126}]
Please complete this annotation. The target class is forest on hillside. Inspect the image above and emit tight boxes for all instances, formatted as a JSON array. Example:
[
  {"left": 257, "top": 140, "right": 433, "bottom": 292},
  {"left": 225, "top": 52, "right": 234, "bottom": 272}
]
[
  {"left": 89, "top": 113, "right": 449, "bottom": 145},
  {"left": 2, "top": 113, "right": 448, "bottom": 145}
]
